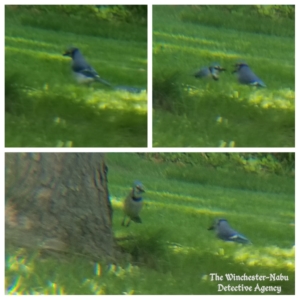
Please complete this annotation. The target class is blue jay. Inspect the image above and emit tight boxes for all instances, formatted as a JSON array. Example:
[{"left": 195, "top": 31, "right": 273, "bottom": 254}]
[
  {"left": 63, "top": 47, "right": 111, "bottom": 86},
  {"left": 194, "top": 63, "right": 226, "bottom": 81},
  {"left": 232, "top": 62, "right": 266, "bottom": 87},
  {"left": 208, "top": 218, "right": 251, "bottom": 244},
  {"left": 121, "top": 181, "right": 145, "bottom": 227}
]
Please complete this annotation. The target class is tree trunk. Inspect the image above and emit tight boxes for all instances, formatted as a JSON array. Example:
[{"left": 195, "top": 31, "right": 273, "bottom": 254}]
[{"left": 5, "top": 153, "right": 115, "bottom": 261}]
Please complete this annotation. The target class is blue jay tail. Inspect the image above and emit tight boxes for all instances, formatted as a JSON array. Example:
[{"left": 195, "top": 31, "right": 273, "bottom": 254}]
[
  {"left": 249, "top": 81, "right": 266, "bottom": 88},
  {"left": 114, "top": 86, "right": 145, "bottom": 94},
  {"left": 229, "top": 234, "right": 252, "bottom": 244},
  {"left": 131, "top": 216, "right": 142, "bottom": 223},
  {"left": 95, "top": 77, "right": 112, "bottom": 87}
]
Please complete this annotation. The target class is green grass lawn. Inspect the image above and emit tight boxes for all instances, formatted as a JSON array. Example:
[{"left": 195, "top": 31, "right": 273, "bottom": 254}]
[
  {"left": 5, "top": 153, "right": 295, "bottom": 295},
  {"left": 153, "top": 6, "right": 295, "bottom": 147},
  {"left": 5, "top": 6, "right": 147, "bottom": 147}
]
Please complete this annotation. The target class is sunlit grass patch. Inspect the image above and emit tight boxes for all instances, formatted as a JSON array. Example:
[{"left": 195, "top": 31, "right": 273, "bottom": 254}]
[{"left": 234, "top": 246, "right": 295, "bottom": 271}]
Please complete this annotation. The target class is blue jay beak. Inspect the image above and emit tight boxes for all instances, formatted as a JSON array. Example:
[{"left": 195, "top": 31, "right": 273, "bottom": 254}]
[
  {"left": 136, "top": 185, "right": 145, "bottom": 193},
  {"left": 63, "top": 47, "right": 78, "bottom": 57},
  {"left": 63, "top": 51, "right": 71, "bottom": 57},
  {"left": 207, "top": 223, "right": 216, "bottom": 230}
]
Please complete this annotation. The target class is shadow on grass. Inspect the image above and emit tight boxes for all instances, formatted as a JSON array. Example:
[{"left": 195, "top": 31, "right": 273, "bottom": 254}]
[
  {"left": 117, "top": 228, "right": 169, "bottom": 271},
  {"left": 5, "top": 76, "right": 147, "bottom": 147}
]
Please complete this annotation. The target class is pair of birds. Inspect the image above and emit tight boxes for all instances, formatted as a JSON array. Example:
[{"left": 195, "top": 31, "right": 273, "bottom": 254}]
[
  {"left": 194, "top": 62, "right": 266, "bottom": 87},
  {"left": 121, "top": 181, "right": 251, "bottom": 244}
]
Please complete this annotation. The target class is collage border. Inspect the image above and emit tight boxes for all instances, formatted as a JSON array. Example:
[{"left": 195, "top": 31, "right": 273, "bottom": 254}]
[{"left": 2, "top": 0, "right": 298, "bottom": 297}]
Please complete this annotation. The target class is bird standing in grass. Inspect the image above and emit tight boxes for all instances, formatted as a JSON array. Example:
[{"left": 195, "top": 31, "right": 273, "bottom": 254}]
[
  {"left": 121, "top": 181, "right": 145, "bottom": 227},
  {"left": 208, "top": 218, "right": 251, "bottom": 244},
  {"left": 63, "top": 47, "right": 112, "bottom": 86},
  {"left": 194, "top": 63, "right": 226, "bottom": 81},
  {"left": 232, "top": 62, "right": 266, "bottom": 87}
]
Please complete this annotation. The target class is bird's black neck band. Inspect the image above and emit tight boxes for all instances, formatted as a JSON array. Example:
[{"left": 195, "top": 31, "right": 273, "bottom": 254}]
[{"left": 132, "top": 196, "right": 142, "bottom": 202}]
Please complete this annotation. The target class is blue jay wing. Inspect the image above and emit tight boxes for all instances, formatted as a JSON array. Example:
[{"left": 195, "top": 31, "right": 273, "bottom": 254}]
[
  {"left": 239, "top": 67, "right": 266, "bottom": 87},
  {"left": 73, "top": 66, "right": 99, "bottom": 78}
]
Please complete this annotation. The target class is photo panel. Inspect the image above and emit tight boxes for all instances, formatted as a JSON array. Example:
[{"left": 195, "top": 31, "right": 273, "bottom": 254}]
[
  {"left": 5, "top": 152, "right": 295, "bottom": 295},
  {"left": 152, "top": 5, "right": 295, "bottom": 147},
  {"left": 5, "top": 5, "right": 147, "bottom": 147}
]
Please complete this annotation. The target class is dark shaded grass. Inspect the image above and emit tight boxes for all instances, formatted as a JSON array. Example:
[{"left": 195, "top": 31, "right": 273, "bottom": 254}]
[{"left": 6, "top": 6, "right": 147, "bottom": 43}]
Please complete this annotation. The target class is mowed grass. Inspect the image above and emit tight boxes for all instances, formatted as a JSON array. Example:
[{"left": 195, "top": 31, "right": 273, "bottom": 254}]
[
  {"left": 153, "top": 6, "right": 295, "bottom": 147},
  {"left": 5, "top": 7, "right": 147, "bottom": 147},
  {"left": 6, "top": 154, "right": 295, "bottom": 295}
]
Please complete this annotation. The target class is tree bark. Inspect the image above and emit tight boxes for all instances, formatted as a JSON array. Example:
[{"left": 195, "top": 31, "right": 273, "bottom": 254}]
[{"left": 5, "top": 153, "right": 115, "bottom": 261}]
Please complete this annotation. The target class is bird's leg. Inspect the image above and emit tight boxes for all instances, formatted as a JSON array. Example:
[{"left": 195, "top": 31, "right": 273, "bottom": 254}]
[{"left": 121, "top": 215, "right": 126, "bottom": 226}]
